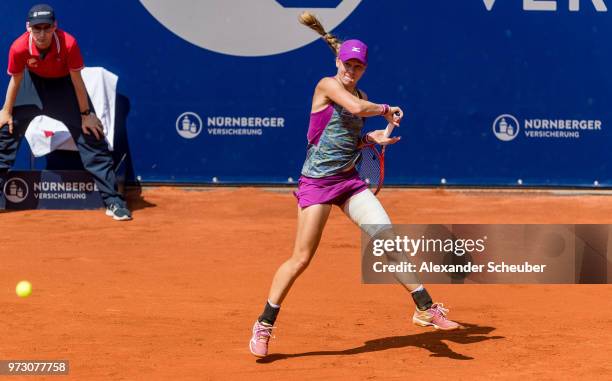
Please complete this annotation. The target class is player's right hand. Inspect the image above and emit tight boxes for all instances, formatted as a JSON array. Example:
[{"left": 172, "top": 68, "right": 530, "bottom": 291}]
[
  {"left": 0, "top": 109, "right": 14, "bottom": 134},
  {"left": 384, "top": 106, "right": 403, "bottom": 126}
]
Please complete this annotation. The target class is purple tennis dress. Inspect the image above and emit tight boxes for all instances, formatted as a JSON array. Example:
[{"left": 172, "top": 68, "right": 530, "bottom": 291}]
[{"left": 294, "top": 95, "right": 368, "bottom": 208}]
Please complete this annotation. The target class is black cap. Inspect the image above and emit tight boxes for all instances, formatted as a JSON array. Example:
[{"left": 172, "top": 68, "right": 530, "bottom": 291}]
[{"left": 27, "top": 4, "right": 56, "bottom": 26}]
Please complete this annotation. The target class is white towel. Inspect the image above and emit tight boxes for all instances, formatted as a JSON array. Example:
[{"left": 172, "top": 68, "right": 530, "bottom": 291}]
[{"left": 24, "top": 67, "right": 118, "bottom": 157}]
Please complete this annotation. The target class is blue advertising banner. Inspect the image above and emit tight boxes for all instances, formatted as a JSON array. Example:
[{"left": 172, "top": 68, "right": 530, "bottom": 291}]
[
  {"left": 1, "top": 1, "right": 610, "bottom": 186},
  {"left": 0, "top": 171, "right": 103, "bottom": 210}
]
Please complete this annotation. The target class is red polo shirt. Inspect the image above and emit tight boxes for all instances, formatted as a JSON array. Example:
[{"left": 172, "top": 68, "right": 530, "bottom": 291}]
[{"left": 7, "top": 29, "right": 84, "bottom": 78}]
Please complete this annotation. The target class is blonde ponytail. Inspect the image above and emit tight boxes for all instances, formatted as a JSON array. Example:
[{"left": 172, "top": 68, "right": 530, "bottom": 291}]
[{"left": 299, "top": 12, "right": 342, "bottom": 56}]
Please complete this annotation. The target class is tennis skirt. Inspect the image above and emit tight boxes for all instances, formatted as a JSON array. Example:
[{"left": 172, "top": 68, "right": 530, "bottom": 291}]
[{"left": 294, "top": 169, "right": 368, "bottom": 209}]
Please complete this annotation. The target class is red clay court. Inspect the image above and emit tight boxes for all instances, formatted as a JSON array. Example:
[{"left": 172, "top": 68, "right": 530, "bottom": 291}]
[{"left": 2, "top": 187, "right": 611, "bottom": 380}]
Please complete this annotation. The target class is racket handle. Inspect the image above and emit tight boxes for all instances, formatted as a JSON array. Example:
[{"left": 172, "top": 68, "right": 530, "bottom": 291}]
[{"left": 383, "top": 111, "right": 401, "bottom": 138}]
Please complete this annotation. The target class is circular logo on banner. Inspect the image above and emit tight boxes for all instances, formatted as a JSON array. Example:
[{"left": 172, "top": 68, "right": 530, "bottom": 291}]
[
  {"left": 3, "top": 178, "right": 29, "bottom": 203},
  {"left": 492, "top": 114, "right": 520, "bottom": 142},
  {"left": 139, "top": 0, "right": 362, "bottom": 57},
  {"left": 176, "top": 112, "right": 203, "bottom": 139}
]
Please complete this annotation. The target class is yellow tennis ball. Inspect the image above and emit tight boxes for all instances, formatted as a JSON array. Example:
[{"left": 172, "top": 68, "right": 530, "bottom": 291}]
[{"left": 16, "top": 280, "right": 32, "bottom": 298}]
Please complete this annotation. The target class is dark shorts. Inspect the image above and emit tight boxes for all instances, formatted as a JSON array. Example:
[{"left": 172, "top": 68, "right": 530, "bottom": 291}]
[{"left": 294, "top": 169, "right": 368, "bottom": 209}]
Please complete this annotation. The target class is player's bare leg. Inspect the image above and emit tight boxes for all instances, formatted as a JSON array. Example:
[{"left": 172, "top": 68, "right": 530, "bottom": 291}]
[{"left": 250, "top": 203, "right": 332, "bottom": 357}]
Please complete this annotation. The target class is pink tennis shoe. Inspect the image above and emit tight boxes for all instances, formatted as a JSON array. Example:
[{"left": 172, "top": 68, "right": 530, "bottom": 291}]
[
  {"left": 412, "top": 303, "right": 461, "bottom": 330},
  {"left": 249, "top": 304, "right": 458, "bottom": 358},
  {"left": 249, "top": 320, "right": 274, "bottom": 357}
]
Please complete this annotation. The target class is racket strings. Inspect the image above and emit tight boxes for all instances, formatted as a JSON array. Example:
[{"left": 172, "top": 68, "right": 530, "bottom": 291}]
[{"left": 356, "top": 145, "right": 383, "bottom": 192}]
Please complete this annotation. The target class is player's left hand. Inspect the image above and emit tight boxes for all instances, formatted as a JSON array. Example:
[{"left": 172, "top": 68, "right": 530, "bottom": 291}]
[
  {"left": 81, "top": 114, "right": 104, "bottom": 140},
  {"left": 367, "top": 129, "right": 401, "bottom": 146}
]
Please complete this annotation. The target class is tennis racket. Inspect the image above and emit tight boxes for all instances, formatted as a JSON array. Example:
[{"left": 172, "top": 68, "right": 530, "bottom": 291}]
[{"left": 356, "top": 112, "right": 400, "bottom": 195}]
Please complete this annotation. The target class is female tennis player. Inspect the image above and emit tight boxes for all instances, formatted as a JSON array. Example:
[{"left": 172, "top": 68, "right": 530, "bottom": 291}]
[{"left": 249, "top": 12, "right": 459, "bottom": 358}]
